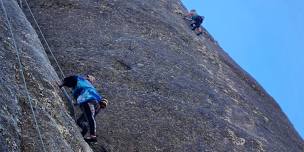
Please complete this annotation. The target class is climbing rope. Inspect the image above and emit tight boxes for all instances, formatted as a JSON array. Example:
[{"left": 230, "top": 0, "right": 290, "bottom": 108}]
[
  {"left": 22, "top": 0, "right": 76, "bottom": 119},
  {"left": 23, "top": 0, "right": 65, "bottom": 79},
  {"left": 0, "top": 0, "right": 47, "bottom": 151},
  {"left": 18, "top": 0, "right": 22, "bottom": 9}
]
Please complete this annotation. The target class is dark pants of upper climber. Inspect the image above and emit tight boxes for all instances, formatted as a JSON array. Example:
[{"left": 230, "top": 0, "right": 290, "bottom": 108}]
[{"left": 191, "top": 16, "right": 203, "bottom": 30}]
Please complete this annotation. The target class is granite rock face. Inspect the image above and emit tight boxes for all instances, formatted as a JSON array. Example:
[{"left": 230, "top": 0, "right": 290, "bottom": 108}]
[
  {"left": 1, "top": 0, "right": 303, "bottom": 151},
  {"left": 0, "top": 0, "right": 91, "bottom": 151}
]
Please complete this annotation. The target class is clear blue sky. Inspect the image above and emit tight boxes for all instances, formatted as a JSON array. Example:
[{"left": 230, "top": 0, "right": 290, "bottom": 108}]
[{"left": 182, "top": 0, "right": 304, "bottom": 138}]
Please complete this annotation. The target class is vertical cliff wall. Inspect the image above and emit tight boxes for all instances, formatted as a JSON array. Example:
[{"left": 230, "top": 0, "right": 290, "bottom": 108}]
[
  {"left": 0, "top": 0, "right": 91, "bottom": 151},
  {"left": 1, "top": 0, "right": 303, "bottom": 151}
]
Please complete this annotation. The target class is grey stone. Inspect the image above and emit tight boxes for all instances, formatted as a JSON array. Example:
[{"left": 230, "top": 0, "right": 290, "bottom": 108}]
[
  {"left": 0, "top": 0, "right": 91, "bottom": 151},
  {"left": 0, "top": 0, "right": 303, "bottom": 151}
]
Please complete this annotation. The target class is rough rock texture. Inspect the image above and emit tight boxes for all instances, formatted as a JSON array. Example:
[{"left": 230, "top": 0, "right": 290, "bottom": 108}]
[
  {"left": 1, "top": 0, "right": 303, "bottom": 151},
  {"left": 0, "top": 0, "right": 91, "bottom": 151}
]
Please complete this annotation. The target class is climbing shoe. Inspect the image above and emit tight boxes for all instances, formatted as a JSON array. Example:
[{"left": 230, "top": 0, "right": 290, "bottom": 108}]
[
  {"left": 84, "top": 136, "right": 97, "bottom": 143},
  {"left": 81, "top": 128, "right": 88, "bottom": 137}
]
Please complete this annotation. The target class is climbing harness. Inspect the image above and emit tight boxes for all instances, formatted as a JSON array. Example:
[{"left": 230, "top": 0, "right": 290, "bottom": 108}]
[
  {"left": 22, "top": 0, "right": 76, "bottom": 119},
  {"left": 0, "top": 0, "right": 47, "bottom": 151}
]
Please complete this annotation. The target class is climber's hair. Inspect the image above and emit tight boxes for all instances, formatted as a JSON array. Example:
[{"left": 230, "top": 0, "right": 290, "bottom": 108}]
[{"left": 86, "top": 74, "right": 96, "bottom": 84}]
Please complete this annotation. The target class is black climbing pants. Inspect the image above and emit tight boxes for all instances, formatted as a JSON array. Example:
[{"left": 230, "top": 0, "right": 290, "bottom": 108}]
[
  {"left": 77, "top": 101, "right": 98, "bottom": 136},
  {"left": 191, "top": 21, "right": 201, "bottom": 30},
  {"left": 191, "top": 16, "right": 202, "bottom": 30}
]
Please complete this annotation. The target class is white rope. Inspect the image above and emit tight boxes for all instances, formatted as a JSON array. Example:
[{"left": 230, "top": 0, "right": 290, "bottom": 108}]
[
  {"left": 0, "top": 0, "right": 47, "bottom": 151},
  {"left": 23, "top": 0, "right": 66, "bottom": 79},
  {"left": 22, "top": 0, "right": 76, "bottom": 119}
]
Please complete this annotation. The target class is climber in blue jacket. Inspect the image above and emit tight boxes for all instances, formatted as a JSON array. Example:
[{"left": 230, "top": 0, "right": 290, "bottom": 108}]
[{"left": 59, "top": 74, "right": 108, "bottom": 142}]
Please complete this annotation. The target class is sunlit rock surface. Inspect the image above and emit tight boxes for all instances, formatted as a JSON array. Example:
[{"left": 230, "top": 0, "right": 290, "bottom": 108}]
[
  {"left": 0, "top": 0, "right": 303, "bottom": 151},
  {"left": 0, "top": 0, "right": 91, "bottom": 151}
]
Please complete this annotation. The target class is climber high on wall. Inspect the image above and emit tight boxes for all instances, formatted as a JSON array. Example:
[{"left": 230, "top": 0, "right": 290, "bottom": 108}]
[{"left": 185, "top": 9, "right": 204, "bottom": 36}]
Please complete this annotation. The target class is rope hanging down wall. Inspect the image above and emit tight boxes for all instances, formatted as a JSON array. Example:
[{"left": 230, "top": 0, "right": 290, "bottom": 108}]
[
  {"left": 0, "top": 0, "right": 47, "bottom": 151},
  {"left": 22, "top": 0, "right": 76, "bottom": 119}
]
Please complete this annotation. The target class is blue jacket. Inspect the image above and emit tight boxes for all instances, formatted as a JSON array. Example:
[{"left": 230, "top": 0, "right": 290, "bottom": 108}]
[{"left": 71, "top": 76, "right": 102, "bottom": 104}]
